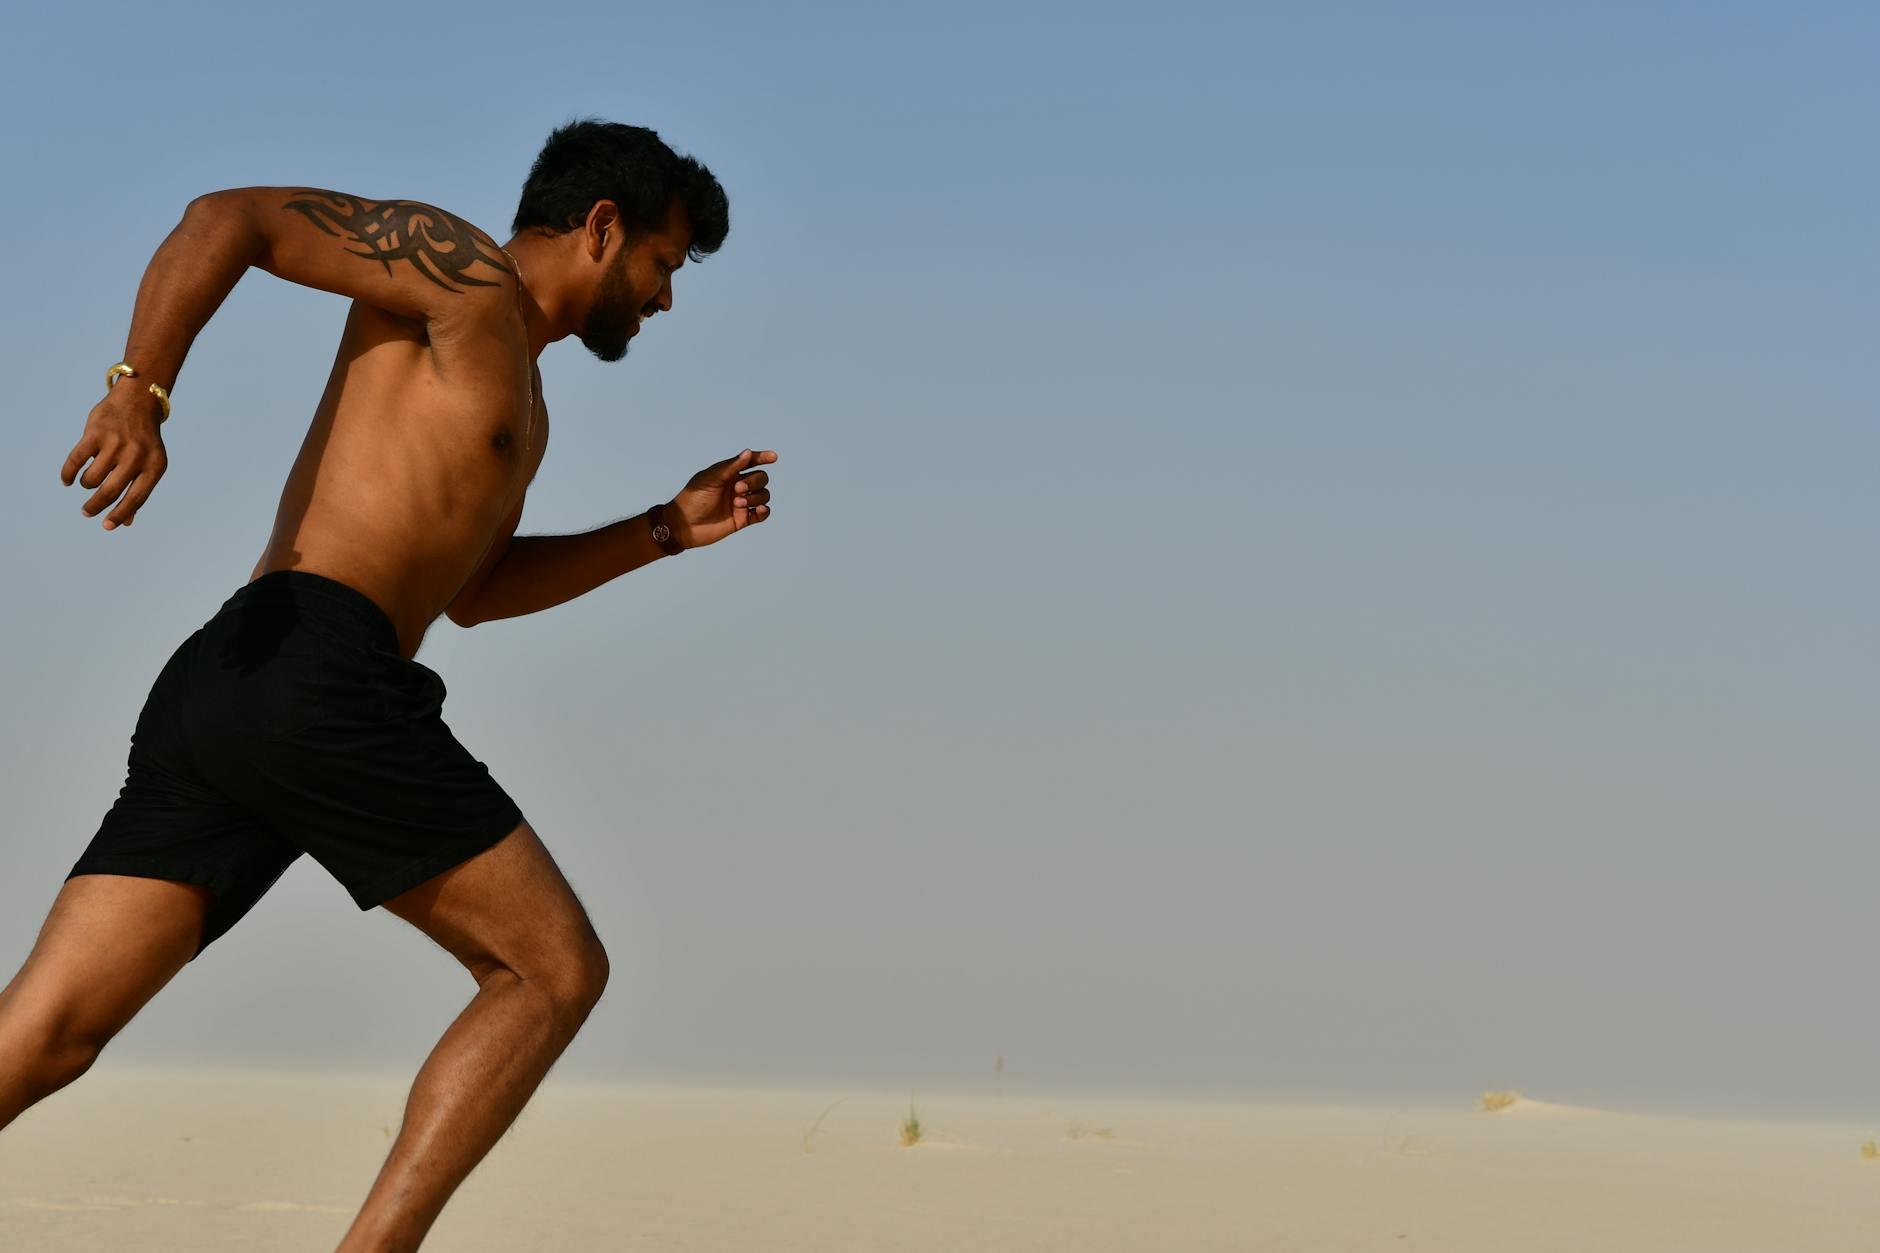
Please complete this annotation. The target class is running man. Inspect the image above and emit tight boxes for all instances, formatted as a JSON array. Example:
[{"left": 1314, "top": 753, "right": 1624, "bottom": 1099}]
[{"left": 0, "top": 118, "right": 774, "bottom": 1251}]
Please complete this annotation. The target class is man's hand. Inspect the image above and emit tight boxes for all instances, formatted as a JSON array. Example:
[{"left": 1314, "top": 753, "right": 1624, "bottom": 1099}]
[
  {"left": 62, "top": 386, "right": 169, "bottom": 530},
  {"left": 668, "top": 448, "right": 777, "bottom": 549}
]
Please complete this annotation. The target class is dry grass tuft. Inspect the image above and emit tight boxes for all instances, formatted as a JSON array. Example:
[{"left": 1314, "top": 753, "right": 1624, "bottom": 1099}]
[
  {"left": 801, "top": 1098, "right": 846, "bottom": 1154},
  {"left": 1478, "top": 1090, "right": 1521, "bottom": 1113},
  {"left": 1861, "top": 1139, "right": 1879, "bottom": 1161},
  {"left": 899, "top": 1097, "right": 923, "bottom": 1147},
  {"left": 1067, "top": 1121, "right": 1117, "bottom": 1142}
]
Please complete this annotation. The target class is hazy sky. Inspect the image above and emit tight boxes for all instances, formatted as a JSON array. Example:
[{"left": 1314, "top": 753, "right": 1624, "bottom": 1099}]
[{"left": 3, "top": 2, "right": 1875, "bottom": 1118}]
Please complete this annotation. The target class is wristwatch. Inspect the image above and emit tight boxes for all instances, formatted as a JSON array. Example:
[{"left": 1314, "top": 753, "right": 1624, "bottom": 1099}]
[{"left": 648, "top": 503, "right": 684, "bottom": 556}]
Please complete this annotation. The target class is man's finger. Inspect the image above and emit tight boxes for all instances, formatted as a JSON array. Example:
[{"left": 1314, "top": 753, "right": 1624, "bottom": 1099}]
[
  {"left": 723, "top": 449, "right": 778, "bottom": 474},
  {"left": 735, "top": 470, "right": 769, "bottom": 493},
  {"left": 61, "top": 439, "right": 99, "bottom": 486},
  {"left": 78, "top": 445, "right": 120, "bottom": 491},
  {"left": 104, "top": 470, "right": 163, "bottom": 530},
  {"left": 82, "top": 463, "right": 138, "bottom": 518}
]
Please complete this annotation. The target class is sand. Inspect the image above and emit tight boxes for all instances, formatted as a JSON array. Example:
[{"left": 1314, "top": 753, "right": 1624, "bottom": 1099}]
[{"left": 3, "top": 1068, "right": 1878, "bottom": 1251}]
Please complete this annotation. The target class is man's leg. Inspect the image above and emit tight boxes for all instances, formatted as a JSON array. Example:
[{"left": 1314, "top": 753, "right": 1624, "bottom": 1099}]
[
  {"left": 335, "top": 821, "right": 608, "bottom": 1253},
  {"left": 0, "top": 875, "right": 210, "bottom": 1131}
]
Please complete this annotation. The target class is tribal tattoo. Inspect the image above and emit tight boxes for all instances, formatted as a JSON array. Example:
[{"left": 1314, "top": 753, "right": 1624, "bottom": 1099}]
[{"left": 282, "top": 190, "right": 511, "bottom": 293}]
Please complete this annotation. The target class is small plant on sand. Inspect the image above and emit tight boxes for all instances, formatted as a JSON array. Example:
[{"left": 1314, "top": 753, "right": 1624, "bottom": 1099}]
[
  {"left": 1067, "top": 1121, "right": 1116, "bottom": 1142},
  {"left": 1478, "top": 1090, "right": 1520, "bottom": 1113},
  {"left": 1861, "top": 1139, "right": 1879, "bottom": 1161},
  {"left": 899, "top": 1096, "right": 923, "bottom": 1147}
]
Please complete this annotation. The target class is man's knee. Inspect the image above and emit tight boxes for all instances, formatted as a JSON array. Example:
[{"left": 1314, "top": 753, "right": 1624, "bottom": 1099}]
[
  {"left": 381, "top": 821, "right": 609, "bottom": 1027},
  {"left": 2, "top": 1009, "right": 111, "bottom": 1103},
  {"left": 41, "top": 1030, "right": 108, "bottom": 1090},
  {"left": 538, "top": 934, "right": 609, "bottom": 1026},
  {"left": 476, "top": 929, "right": 606, "bottom": 1029},
  {"left": 579, "top": 938, "right": 610, "bottom": 1003}
]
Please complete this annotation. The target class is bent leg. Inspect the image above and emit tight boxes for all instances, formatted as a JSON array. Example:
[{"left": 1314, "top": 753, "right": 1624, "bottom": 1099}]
[
  {"left": 336, "top": 821, "right": 608, "bottom": 1253},
  {"left": 0, "top": 874, "right": 210, "bottom": 1131}
]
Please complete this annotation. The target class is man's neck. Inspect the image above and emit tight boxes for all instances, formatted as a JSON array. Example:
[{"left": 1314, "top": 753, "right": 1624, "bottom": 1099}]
[{"left": 500, "top": 233, "right": 579, "bottom": 357}]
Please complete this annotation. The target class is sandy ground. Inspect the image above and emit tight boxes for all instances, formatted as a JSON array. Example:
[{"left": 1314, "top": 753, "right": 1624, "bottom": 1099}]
[{"left": 3, "top": 1068, "right": 1879, "bottom": 1251}]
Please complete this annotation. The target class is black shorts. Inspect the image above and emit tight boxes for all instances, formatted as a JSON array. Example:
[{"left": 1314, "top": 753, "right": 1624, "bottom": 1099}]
[{"left": 67, "top": 571, "right": 524, "bottom": 959}]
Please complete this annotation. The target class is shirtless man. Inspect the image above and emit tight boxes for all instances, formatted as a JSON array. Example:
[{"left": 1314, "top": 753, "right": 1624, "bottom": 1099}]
[{"left": 0, "top": 119, "right": 773, "bottom": 1251}]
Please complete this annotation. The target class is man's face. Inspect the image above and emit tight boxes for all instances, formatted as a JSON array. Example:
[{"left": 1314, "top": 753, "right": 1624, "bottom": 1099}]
[{"left": 580, "top": 196, "right": 693, "bottom": 362}]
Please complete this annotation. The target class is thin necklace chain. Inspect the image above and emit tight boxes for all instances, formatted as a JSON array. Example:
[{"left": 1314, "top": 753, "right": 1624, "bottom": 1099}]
[{"left": 499, "top": 245, "right": 534, "bottom": 454}]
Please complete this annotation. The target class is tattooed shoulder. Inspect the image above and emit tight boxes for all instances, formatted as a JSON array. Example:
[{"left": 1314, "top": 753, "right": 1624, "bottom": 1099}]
[{"left": 282, "top": 190, "right": 511, "bottom": 294}]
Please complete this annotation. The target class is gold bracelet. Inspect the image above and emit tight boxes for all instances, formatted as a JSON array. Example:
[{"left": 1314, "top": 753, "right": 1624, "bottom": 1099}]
[{"left": 105, "top": 362, "right": 171, "bottom": 423}]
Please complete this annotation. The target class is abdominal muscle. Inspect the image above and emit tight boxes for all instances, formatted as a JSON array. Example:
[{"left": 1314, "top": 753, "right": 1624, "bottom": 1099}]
[{"left": 250, "top": 301, "right": 541, "bottom": 659}]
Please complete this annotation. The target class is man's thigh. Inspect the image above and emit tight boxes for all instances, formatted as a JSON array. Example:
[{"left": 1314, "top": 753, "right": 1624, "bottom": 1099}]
[
  {"left": 377, "top": 821, "right": 603, "bottom": 987},
  {"left": 1, "top": 874, "right": 211, "bottom": 1048}
]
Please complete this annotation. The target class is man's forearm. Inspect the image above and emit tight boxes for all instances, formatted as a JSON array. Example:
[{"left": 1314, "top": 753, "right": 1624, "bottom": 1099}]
[
  {"left": 454, "top": 513, "right": 671, "bottom": 626},
  {"left": 119, "top": 194, "right": 261, "bottom": 392}
]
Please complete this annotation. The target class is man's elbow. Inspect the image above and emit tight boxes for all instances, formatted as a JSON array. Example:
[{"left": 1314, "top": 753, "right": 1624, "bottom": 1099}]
[
  {"left": 182, "top": 189, "right": 247, "bottom": 227},
  {"left": 180, "top": 190, "right": 263, "bottom": 265},
  {"left": 445, "top": 585, "right": 486, "bottom": 628},
  {"left": 181, "top": 190, "right": 225, "bottom": 224}
]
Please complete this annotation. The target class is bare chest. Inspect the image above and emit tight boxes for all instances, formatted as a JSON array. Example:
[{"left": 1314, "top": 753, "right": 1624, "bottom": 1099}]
[{"left": 282, "top": 306, "right": 541, "bottom": 525}]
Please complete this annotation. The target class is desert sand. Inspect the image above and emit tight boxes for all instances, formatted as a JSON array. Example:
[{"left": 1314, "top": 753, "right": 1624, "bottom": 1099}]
[{"left": 3, "top": 1067, "right": 1878, "bottom": 1251}]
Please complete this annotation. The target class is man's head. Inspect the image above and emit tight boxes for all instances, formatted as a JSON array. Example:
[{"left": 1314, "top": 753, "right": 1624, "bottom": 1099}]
[{"left": 513, "top": 119, "right": 730, "bottom": 361}]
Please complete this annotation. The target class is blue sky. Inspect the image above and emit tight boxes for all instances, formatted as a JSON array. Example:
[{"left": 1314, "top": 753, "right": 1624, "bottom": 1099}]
[{"left": 2, "top": 1, "right": 1876, "bottom": 1116}]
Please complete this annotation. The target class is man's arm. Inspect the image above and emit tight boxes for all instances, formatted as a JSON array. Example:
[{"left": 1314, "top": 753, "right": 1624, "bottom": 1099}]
[
  {"left": 113, "top": 187, "right": 512, "bottom": 390},
  {"left": 448, "top": 515, "right": 674, "bottom": 627},
  {"left": 63, "top": 187, "right": 512, "bottom": 530},
  {"left": 448, "top": 449, "right": 779, "bottom": 626}
]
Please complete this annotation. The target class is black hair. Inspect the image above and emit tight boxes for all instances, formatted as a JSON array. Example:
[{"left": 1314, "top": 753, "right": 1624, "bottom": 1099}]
[{"left": 512, "top": 118, "right": 728, "bottom": 260}]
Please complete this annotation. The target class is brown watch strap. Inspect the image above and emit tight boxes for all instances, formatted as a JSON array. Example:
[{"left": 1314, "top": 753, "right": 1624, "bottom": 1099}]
[{"left": 648, "top": 503, "right": 684, "bottom": 556}]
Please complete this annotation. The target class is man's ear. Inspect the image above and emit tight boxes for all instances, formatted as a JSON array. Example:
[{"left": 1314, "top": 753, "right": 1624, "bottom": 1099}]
[{"left": 581, "top": 200, "right": 621, "bottom": 263}]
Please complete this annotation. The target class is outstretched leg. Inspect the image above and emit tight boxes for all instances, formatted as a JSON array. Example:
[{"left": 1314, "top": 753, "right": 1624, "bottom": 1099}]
[
  {"left": 0, "top": 874, "right": 210, "bottom": 1131},
  {"left": 334, "top": 822, "right": 608, "bottom": 1253}
]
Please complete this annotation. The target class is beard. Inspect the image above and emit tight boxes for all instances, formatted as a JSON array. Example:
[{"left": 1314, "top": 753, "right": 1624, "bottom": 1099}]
[{"left": 579, "top": 250, "right": 638, "bottom": 362}]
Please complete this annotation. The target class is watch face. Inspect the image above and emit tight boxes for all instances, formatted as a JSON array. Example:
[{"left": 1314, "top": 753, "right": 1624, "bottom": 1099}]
[{"left": 652, "top": 524, "right": 671, "bottom": 542}]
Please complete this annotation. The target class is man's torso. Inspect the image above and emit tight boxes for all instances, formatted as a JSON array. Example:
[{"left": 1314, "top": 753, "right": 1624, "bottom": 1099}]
[{"left": 249, "top": 299, "right": 545, "bottom": 657}]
